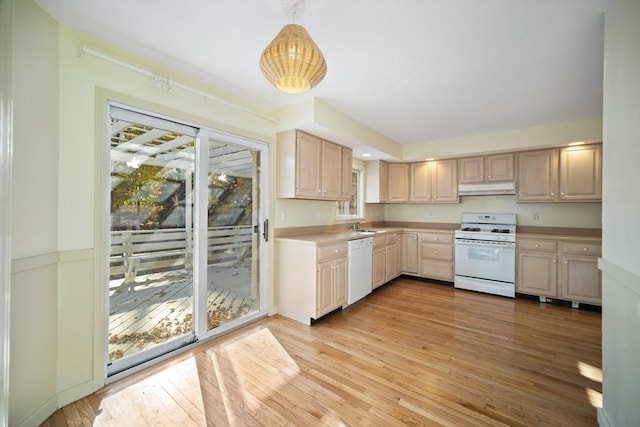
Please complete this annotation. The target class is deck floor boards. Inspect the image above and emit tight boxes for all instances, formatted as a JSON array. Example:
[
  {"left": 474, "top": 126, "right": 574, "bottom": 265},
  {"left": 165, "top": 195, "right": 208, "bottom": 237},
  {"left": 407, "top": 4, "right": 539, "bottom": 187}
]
[{"left": 108, "top": 261, "right": 258, "bottom": 360}]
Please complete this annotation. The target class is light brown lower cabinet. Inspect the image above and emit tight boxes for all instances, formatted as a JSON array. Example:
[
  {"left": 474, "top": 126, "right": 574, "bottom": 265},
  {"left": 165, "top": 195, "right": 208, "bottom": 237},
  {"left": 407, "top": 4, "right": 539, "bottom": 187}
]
[
  {"left": 276, "top": 239, "right": 347, "bottom": 325},
  {"left": 517, "top": 237, "right": 601, "bottom": 306},
  {"left": 373, "top": 233, "right": 400, "bottom": 289},
  {"left": 400, "top": 232, "right": 418, "bottom": 274},
  {"left": 417, "top": 232, "right": 454, "bottom": 281}
]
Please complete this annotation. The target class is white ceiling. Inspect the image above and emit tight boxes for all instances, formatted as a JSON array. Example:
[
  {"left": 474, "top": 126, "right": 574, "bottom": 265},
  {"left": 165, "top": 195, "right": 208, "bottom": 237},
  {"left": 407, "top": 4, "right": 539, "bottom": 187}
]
[{"left": 35, "top": 0, "right": 606, "bottom": 146}]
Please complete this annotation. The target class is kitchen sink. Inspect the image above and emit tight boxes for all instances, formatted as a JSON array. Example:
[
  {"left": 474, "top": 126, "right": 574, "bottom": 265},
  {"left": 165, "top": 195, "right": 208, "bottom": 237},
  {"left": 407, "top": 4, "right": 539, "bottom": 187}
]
[{"left": 355, "top": 229, "right": 385, "bottom": 234}]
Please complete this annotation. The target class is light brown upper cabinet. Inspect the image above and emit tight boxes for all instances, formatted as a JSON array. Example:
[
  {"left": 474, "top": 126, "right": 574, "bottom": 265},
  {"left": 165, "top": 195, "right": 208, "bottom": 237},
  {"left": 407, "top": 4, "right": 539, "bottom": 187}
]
[
  {"left": 340, "top": 147, "right": 353, "bottom": 201},
  {"left": 517, "top": 143, "right": 602, "bottom": 202},
  {"left": 365, "top": 160, "right": 389, "bottom": 203},
  {"left": 558, "top": 144, "right": 602, "bottom": 201},
  {"left": 276, "top": 130, "right": 352, "bottom": 201},
  {"left": 409, "top": 159, "right": 459, "bottom": 203},
  {"left": 459, "top": 153, "right": 515, "bottom": 184},
  {"left": 387, "top": 163, "right": 409, "bottom": 203}
]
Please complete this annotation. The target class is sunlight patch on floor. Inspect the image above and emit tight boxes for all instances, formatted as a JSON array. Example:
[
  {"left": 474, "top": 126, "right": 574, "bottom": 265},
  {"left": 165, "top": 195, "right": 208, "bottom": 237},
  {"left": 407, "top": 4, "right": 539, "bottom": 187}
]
[{"left": 578, "top": 360, "right": 602, "bottom": 383}]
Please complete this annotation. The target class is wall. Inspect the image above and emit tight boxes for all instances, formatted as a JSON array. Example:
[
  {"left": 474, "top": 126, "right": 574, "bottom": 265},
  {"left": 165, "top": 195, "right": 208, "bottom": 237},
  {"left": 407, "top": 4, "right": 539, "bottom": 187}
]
[
  {"left": 8, "top": 1, "right": 278, "bottom": 425},
  {"left": 8, "top": 0, "right": 60, "bottom": 426},
  {"left": 599, "top": 0, "right": 640, "bottom": 425},
  {"left": 403, "top": 117, "right": 603, "bottom": 160},
  {"left": 384, "top": 196, "right": 602, "bottom": 228}
]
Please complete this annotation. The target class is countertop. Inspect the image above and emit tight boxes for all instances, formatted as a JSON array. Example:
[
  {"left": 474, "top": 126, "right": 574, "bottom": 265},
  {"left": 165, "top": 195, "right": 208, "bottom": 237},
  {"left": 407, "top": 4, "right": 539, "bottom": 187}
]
[{"left": 275, "top": 225, "right": 601, "bottom": 245}]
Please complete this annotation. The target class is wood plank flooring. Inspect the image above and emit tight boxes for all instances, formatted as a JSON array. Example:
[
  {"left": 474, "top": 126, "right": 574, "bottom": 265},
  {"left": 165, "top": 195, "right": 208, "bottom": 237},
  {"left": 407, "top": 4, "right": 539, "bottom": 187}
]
[{"left": 42, "top": 277, "right": 602, "bottom": 426}]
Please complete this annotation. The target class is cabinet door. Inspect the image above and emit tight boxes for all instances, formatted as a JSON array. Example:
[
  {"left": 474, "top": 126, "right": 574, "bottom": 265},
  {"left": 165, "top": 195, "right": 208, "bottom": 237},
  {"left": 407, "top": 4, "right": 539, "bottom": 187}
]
[
  {"left": 561, "top": 255, "right": 601, "bottom": 305},
  {"left": 409, "top": 162, "right": 431, "bottom": 202},
  {"left": 316, "top": 260, "right": 335, "bottom": 317},
  {"left": 385, "top": 244, "right": 398, "bottom": 282},
  {"left": 517, "top": 149, "right": 558, "bottom": 202},
  {"left": 334, "top": 257, "right": 348, "bottom": 306},
  {"left": 321, "top": 140, "right": 342, "bottom": 199},
  {"left": 559, "top": 144, "right": 602, "bottom": 201},
  {"left": 517, "top": 252, "right": 558, "bottom": 296},
  {"left": 379, "top": 161, "right": 389, "bottom": 202},
  {"left": 432, "top": 159, "right": 458, "bottom": 202},
  {"left": 295, "top": 133, "right": 322, "bottom": 198},
  {"left": 387, "top": 163, "right": 409, "bottom": 202},
  {"left": 341, "top": 147, "right": 353, "bottom": 201},
  {"left": 372, "top": 247, "right": 386, "bottom": 289},
  {"left": 400, "top": 233, "right": 418, "bottom": 274},
  {"left": 486, "top": 153, "right": 514, "bottom": 182},
  {"left": 458, "top": 157, "right": 485, "bottom": 183}
]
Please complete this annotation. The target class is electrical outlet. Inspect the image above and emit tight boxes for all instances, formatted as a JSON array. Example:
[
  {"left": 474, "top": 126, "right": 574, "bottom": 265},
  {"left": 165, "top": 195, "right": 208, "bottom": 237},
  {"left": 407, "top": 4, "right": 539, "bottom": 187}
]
[
  {"left": 427, "top": 211, "right": 433, "bottom": 219},
  {"left": 532, "top": 211, "right": 539, "bottom": 221},
  {"left": 317, "top": 211, "right": 322, "bottom": 221},
  {"left": 280, "top": 211, "right": 287, "bottom": 223}
]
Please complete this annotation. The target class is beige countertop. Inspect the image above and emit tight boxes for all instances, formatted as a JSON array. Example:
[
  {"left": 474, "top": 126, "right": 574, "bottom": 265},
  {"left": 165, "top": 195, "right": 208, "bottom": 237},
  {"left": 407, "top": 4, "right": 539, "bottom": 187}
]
[{"left": 275, "top": 224, "right": 601, "bottom": 245}]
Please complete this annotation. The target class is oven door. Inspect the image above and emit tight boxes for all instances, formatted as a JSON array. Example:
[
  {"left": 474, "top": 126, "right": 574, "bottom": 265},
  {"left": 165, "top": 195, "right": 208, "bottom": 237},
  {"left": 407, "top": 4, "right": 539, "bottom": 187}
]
[{"left": 454, "top": 239, "right": 515, "bottom": 283}]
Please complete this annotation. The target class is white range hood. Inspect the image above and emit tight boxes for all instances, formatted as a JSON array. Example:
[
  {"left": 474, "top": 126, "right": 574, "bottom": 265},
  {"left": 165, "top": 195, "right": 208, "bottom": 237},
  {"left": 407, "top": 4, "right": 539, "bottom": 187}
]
[{"left": 458, "top": 182, "right": 516, "bottom": 196}]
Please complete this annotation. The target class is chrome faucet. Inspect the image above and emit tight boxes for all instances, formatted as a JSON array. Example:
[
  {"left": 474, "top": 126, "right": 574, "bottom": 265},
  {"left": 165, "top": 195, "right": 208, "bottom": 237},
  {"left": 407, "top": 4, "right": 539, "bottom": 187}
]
[{"left": 352, "top": 221, "right": 362, "bottom": 230}]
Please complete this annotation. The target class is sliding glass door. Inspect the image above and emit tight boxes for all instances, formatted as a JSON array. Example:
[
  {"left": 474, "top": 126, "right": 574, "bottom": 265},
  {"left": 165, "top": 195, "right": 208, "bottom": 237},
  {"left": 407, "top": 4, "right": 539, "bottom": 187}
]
[{"left": 107, "top": 105, "right": 267, "bottom": 376}]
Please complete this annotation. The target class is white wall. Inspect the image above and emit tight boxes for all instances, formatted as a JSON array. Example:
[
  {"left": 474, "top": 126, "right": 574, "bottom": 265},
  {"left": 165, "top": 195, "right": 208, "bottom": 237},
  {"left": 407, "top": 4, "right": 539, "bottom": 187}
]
[{"left": 599, "top": 0, "right": 640, "bottom": 425}]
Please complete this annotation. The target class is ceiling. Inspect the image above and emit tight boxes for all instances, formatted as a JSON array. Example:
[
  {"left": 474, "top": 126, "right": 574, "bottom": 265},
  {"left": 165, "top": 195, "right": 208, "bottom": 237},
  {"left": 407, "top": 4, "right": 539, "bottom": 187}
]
[{"left": 35, "top": 0, "right": 606, "bottom": 148}]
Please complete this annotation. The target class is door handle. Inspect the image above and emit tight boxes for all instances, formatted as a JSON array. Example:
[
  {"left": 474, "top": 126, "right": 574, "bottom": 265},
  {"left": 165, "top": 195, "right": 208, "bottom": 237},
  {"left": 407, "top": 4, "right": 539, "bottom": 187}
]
[{"left": 262, "top": 219, "right": 269, "bottom": 242}]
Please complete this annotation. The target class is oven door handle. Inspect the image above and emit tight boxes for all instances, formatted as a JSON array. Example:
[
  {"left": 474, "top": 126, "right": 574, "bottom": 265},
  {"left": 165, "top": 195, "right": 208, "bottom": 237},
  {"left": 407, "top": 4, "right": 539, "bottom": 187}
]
[{"left": 455, "top": 239, "right": 515, "bottom": 248}]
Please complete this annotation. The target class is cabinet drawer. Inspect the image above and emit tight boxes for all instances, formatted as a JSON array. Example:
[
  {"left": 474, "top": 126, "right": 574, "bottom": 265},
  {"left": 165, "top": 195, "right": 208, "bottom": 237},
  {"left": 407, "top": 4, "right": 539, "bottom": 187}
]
[
  {"left": 419, "top": 232, "right": 453, "bottom": 244},
  {"left": 386, "top": 233, "right": 399, "bottom": 245},
  {"left": 518, "top": 239, "right": 557, "bottom": 252},
  {"left": 420, "top": 243, "right": 453, "bottom": 261},
  {"left": 373, "top": 234, "right": 386, "bottom": 249},
  {"left": 562, "top": 242, "right": 601, "bottom": 256},
  {"left": 317, "top": 243, "right": 347, "bottom": 262},
  {"left": 419, "top": 260, "right": 454, "bottom": 281}
]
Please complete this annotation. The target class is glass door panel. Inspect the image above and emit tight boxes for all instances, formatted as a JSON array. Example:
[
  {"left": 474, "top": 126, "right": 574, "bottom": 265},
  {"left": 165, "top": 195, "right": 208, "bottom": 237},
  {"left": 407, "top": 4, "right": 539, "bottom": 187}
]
[
  {"left": 107, "top": 107, "right": 197, "bottom": 375},
  {"left": 203, "top": 137, "right": 261, "bottom": 332}
]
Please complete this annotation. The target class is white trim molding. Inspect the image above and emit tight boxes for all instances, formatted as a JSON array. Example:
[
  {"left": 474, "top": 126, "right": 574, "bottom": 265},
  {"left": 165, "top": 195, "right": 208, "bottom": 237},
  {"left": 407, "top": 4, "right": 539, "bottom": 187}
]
[{"left": 0, "top": 0, "right": 13, "bottom": 425}]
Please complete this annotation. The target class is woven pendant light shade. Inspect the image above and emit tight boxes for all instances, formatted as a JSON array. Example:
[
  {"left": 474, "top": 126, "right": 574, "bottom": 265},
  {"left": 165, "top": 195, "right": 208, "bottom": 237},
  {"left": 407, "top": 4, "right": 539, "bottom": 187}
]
[{"left": 260, "top": 24, "right": 327, "bottom": 94}]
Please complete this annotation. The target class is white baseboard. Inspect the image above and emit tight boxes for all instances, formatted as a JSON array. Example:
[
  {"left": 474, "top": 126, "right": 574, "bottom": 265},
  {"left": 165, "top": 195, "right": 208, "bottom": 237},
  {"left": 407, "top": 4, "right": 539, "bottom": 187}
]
[
  {"left": 15, "top": 394, "right": 58, "bottom": 427},
  {"left": 597, "top": 408, "right": 613, "bottom": 427}
]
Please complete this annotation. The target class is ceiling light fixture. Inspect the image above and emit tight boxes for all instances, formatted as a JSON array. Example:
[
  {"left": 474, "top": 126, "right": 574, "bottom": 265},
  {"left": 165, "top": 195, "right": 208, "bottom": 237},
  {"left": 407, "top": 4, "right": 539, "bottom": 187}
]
[
  {"left": 568, "top": 141, "right": 585, "bottom": 146},
  {"left": 362, "top": 153, "right": 372, "bottom": 158},
  {"left": 259, "top": 0, "right": 327, "bottom": 94}
]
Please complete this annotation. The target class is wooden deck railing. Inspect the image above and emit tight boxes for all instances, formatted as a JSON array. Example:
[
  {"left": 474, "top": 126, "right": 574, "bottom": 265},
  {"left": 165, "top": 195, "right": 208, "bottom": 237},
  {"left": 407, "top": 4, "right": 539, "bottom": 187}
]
[{"left": 110, "top": 226, "right": 253, "bottom": 284}]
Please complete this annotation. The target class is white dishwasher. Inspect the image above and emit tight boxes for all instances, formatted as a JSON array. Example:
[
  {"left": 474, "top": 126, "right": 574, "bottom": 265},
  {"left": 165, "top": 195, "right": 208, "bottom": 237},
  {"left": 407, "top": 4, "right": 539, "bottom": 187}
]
[{"left": 347, "top": 237, "right": 374, "bottom": 305}]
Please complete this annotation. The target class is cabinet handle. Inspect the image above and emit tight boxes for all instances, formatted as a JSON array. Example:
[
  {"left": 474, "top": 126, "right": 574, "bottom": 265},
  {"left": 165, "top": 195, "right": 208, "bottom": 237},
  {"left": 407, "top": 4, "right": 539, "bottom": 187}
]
[
  {"left": 534, "top": 244, "right": 540, "bottom": 248},
  {"left": 561, "top": 192, "right": 565, "bottom": 196},
  {"left": 434, "top": 250, "right": 439, "bottom": 255},
  {"left": 552, "top": 260, "right": 557, "bottom": 263},
  {"left": 434, "top": 237, "right": 439, "bottom": 241},
  {"left": 582, "top": 247, "right": 588, "bottom": 252},
  {"left": 550, "top": 192, "right": 555, "bottom": 196},
  {"left": 334, "top": 249, "right": 338, "bottom": 253},
  {"left": 564, "top": 261, "right": 568, "bottom": 264}
]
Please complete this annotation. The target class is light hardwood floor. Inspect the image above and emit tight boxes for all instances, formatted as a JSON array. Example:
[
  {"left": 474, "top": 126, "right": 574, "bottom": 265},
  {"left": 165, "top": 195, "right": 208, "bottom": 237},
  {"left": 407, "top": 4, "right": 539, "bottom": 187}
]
[{"left": 42, "top": 277, "right": 601, "bottom": 426}]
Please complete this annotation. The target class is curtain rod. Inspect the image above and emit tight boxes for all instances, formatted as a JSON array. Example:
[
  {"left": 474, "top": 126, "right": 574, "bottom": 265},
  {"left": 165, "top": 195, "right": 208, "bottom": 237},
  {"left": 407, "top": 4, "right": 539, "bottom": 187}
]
[{"left": 77, "top": 45, "right": 278, "bottom": 124}]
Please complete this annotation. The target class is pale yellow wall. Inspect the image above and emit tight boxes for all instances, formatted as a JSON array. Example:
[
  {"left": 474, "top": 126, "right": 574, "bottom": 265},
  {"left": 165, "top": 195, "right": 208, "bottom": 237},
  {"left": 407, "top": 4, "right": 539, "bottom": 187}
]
[
  {"left": 384, "top": 196, "right": 602, "bottom": 229},
  {"left": 599, "top": 0, "right": 640, "bottom": 425},
  {"left": 9, "top": 1, "right": 60, "bottom": 426},
  {"left": 10, "top": 1, "right": 279, "bottom": 425},
  {"left": 403, "top": 117, "right": 603, "bottom": 161}
]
